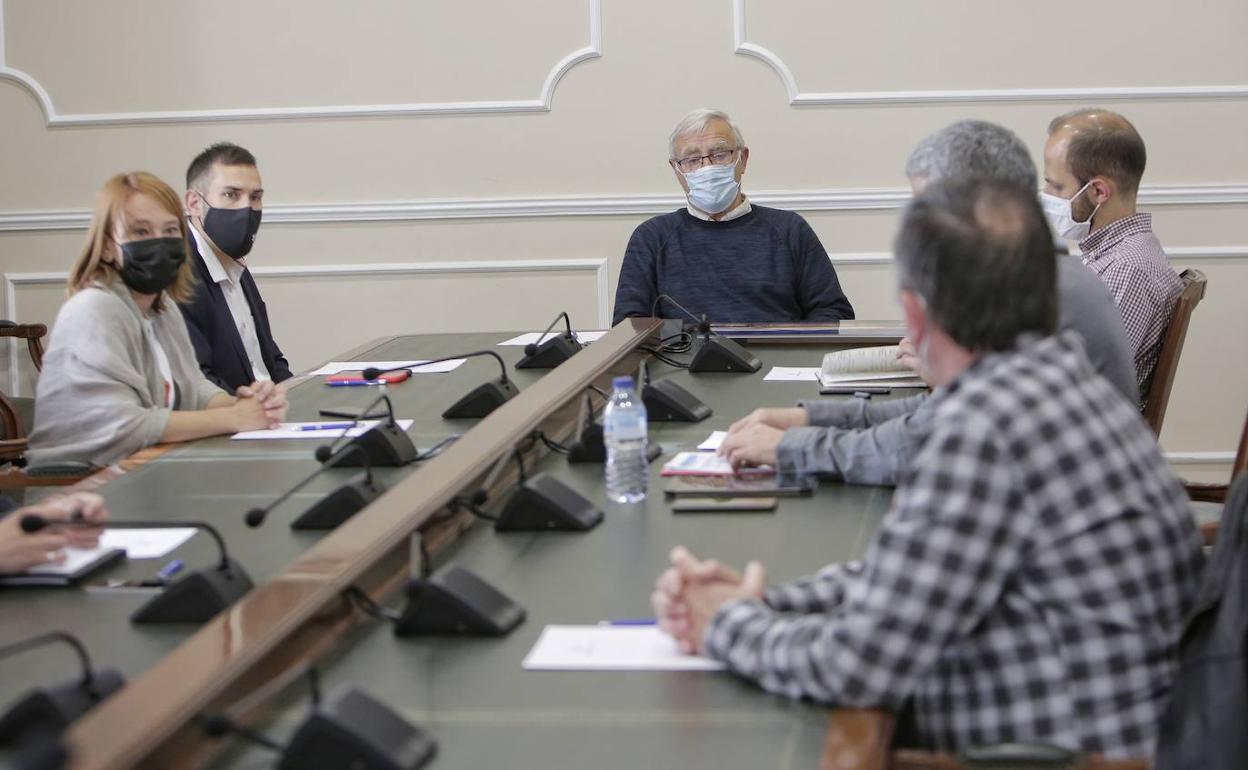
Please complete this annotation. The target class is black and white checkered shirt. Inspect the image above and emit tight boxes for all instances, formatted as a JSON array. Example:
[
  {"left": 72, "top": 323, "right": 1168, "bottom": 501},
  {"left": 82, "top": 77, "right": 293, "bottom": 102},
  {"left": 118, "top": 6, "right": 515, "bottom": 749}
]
[
  {"left": 704, "top": 333, "right": 1203, "bottom": 758},
  {"left": 1078, "top": 213, "right": 1182, "bottom": 394}
]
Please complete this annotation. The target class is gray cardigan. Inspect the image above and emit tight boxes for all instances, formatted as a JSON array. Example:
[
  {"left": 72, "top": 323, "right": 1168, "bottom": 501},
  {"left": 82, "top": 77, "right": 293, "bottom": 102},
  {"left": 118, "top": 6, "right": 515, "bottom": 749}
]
[{"left": 27, "top": 279, "right": 225, "bottom": 467}]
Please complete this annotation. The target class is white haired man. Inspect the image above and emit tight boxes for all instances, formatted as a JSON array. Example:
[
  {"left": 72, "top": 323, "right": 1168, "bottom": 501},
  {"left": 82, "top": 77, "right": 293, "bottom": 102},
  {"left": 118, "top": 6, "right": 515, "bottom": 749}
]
[{"left": 612, "top": 109, "right": 854, "bottom": 324}]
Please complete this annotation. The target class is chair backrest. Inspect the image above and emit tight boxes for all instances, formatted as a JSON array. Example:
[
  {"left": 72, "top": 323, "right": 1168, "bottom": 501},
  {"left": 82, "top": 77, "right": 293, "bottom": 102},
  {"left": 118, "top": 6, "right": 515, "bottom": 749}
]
[
  {"left": 0, "top": 320, "right": 48, "bottom": 372},
  {"left": 1141, "top": 269, "right": 1206, "bottom": 436},
  {"left": 1232, "top": 408, "right": 1248, "bottom": 482}
]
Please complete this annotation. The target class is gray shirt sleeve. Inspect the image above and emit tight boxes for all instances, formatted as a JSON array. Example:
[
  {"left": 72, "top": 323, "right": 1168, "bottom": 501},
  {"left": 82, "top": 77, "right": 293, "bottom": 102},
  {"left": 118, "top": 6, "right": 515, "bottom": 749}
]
[
  {"left": 776, "top": 394, "right": 932, "bottom": 485},
  {"left": 801, "top": 393, "right": 929, "bottom": 428}
]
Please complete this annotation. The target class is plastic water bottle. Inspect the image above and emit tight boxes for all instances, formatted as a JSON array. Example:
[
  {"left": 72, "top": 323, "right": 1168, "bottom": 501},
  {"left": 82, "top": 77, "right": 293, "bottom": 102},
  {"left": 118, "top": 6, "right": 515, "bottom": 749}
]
[{"left": 603, "top": 375, "right": 648, "bottom": 503}]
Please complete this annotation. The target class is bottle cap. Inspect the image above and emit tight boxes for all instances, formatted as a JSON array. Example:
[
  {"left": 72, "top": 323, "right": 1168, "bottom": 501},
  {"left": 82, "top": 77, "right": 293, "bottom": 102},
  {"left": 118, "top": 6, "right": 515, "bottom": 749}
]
[{"left": 611, "top": 376, "right": 635, "bottom": 390}]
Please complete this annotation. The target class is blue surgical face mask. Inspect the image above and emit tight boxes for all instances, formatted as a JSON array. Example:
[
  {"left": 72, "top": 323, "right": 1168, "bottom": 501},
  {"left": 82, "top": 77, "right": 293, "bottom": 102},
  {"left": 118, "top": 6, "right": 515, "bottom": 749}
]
[{"left": 683, "top": 161, "right": 741, "bottom": 215}]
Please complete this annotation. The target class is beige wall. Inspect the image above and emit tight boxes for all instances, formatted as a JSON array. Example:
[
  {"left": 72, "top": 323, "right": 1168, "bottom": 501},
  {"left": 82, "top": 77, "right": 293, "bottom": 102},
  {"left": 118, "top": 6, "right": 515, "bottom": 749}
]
[{"left": 1, "top": 0, "right": 1245, "bottom": 479}]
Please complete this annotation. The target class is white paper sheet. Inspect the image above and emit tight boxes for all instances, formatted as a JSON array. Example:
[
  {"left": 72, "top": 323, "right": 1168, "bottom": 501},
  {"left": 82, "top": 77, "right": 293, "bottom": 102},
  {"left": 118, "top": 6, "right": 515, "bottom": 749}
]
[
  {"left": 522, "top": 625, "right": 726, "bottom": 671},
  {"left": 763, "top": 366, "right": 821, "bottom": 382},
  {"left": 307, "top": 360, "right": 465, "bottom": 376},
  {"left": 99, "top": 528, "right": 197, "bottom": 560},
  {"left": 498, "top": 331, "right": 608, "bottom": 347},
  {"left": 231, "top": 419, "right": 415, "bottom": 440},
  {"left": 660, "top": 451, "right": 774, "bottom": 477},
  {"left": 697, "top": 431, "right": 727, "bottom": 451}
]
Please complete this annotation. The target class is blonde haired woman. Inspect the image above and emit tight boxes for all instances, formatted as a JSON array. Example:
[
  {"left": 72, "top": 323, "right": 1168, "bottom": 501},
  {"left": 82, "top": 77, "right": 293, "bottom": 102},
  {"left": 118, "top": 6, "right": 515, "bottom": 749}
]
[{"left": 27, "top": 172, "right": 286, "bottom": 467}]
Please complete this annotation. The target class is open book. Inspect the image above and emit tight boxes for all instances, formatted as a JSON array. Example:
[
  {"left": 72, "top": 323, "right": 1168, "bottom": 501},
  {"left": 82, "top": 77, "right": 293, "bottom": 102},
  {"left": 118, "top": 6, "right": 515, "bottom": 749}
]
[{"left": 818, "top": 345, "right": 927, "bottom": 389}]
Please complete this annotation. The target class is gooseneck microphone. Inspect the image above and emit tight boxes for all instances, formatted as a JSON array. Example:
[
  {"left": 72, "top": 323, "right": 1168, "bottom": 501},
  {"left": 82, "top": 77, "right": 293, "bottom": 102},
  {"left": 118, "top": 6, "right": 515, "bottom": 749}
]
[
  {"left": 515, "top": 311, "right": 582, "bottom": 370},
  {"left": 21, "top": 516, "right": 232, "bottom": 573},
  {"left": 20, "top": 517, "right": 252, "bottom": 624},
  {"left": 362, "top": 349, "right": 508, "bottom": 385},
  {"left": 313, "top": 393, "right": 417, "bottom": 468},
  {"left": 246, "top": 444, "right": 382, "bottom": 531},
  {"left": 363, "top": 350, "right": 519, "bottom": 419},
  {"left": 0, "top": 632, "right": 125, "bottom": 748},
  {"left": 650, "top": 294, "right": 761, "bottom": 374}
]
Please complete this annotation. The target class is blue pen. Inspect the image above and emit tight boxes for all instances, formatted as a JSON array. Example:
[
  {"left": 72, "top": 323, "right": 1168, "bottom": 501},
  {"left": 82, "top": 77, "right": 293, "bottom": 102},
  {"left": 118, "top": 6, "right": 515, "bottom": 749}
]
[
  {"left": 326, "top": 380, "right": 375, "bottom": 388},
  {"left": 603, "top": 618, "right": 656, "bottom": 626},
  {"left": 156, "top": 559, "right": 184, "bottom": 582},
  {"left": 295, "top": 422, "right": 356, "bottom": 431}
]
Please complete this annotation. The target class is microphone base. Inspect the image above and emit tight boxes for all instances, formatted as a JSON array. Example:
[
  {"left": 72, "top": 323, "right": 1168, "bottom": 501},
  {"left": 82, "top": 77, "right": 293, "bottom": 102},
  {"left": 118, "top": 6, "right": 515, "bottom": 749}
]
[
  {"left": 690, "top": 335, "right": 761, "bottom": 374},
  {"left": 395, "top": 564, "right": 525, "bottom": 637},
  {"left": 441, "top": 378, "right": 519, "bottom": 419},
  {"left": 494, "top": 472, "right": 604, "bottom": 531},
  {"left": 291, "top": 473, "right": 386, "bottom": 530},
  {"left": 324, "top": 423, "right": 418, "bottom": 467},
  {"left": 514, "top": 335, "right": 582, "bottom": 370},
  {"left": 130, "top": 560, "right": 254, "bottom": 624},
  {"left": 279, "top": 687, "right": 436, "bottom": 770},
  {"left": 643, "top": 380, "right": 712, "bottom": 422},
  {"left": 0, "top": 668, "right": 124, "bottom": 745},
  {"left": 566, "top": 421, "right": 662, "bottom": 464}
]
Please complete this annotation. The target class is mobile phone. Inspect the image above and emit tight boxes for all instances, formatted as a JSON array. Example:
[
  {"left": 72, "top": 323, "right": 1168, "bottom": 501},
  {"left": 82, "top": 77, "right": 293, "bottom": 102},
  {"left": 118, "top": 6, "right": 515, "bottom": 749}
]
[
  {"left": 319, "top": 407, "right": 389, "bottom": 419},
  {"left": 671, "top": 496, "right": 778, "bottom": 513},
  {"left": 663, "top": 474, "right": 817, "bottom": 498}
]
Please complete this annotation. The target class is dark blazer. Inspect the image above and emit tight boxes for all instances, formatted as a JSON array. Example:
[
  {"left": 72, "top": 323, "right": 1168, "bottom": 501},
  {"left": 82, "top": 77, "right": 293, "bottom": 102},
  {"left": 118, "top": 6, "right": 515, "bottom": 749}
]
[{"left": 179, "top": 236, "right": 292, "bottom": 393}]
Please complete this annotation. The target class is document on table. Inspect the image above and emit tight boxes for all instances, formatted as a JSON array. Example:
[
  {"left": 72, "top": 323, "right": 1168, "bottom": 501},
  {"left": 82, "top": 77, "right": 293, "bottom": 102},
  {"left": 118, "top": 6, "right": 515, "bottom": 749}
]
[
  {"left": 99, "top": 528, "right": 197, "bottom": 559},
  {"left": 0, "top": 545, "right": 125, "bottom": 586},
  {"left": 498, "top": 331, "right": 608, "bottom": 347},
  {"left": 232, "top": 419, "right": 415, "bottom": 440},
  {"left": 522, "top": 625, "right": 726, "bottom": 671},
  {"left": 307, "top": 360, "right": 465, "bottom": 376},
  {"left": 660, "top": 451, "right": 774, "bottom": 477},
  {"left": 763, "top": 366, "right": 821, "bottom": 382},
  {"left": 697, "top": 431, "right": 727, "bottom": 451}
]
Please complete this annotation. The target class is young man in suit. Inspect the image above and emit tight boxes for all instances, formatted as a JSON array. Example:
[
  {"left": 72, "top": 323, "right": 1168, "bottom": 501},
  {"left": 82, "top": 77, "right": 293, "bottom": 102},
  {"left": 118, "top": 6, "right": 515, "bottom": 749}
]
[{"left": 180, "top": 143, "right": 293, "bottom": 393}]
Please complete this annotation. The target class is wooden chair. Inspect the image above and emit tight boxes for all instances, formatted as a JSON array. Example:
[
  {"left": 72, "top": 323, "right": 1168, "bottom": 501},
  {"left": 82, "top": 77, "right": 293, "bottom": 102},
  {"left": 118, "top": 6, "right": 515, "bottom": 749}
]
[
  {"left": 0, "top": 320, "right": 94, "bottom": 487},
  {"left": 1182, "top": 407, "right": 1248, "bottom": 546},
  {"left": 1141, "top": 270, "right": 1206, "bottom": 437},
  {"left": 0, "top": 321, "right": 47, "bottom": 464}
]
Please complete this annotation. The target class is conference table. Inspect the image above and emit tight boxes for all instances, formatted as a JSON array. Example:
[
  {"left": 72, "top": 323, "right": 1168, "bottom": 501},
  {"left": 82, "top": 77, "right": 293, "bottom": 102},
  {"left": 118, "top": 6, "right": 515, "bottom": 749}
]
[{"left": 0, "top": 321, "right": 905, "bottom": 770}]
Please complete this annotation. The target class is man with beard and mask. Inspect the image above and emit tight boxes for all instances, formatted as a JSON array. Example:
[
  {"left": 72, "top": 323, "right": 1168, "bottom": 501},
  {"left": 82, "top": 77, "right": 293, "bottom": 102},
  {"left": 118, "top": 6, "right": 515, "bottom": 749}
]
[
  {"left": 180, "top": 143, "right": 293, "bottom": 393},
  {"left": 27, "top": 172, "right": 286, "bottom": 468},
  {"left": 611, "top": 109, "right": 854, "bottom": 324},
  {"left": 1041, "top": 109, "right": 1182, "bottom": 394}
]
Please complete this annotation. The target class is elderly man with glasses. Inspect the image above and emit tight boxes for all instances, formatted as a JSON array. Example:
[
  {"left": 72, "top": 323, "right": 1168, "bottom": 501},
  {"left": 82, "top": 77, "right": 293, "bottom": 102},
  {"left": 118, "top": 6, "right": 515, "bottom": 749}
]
[{"left": 612, "top": 109, "right": 854, "bottom": 324}]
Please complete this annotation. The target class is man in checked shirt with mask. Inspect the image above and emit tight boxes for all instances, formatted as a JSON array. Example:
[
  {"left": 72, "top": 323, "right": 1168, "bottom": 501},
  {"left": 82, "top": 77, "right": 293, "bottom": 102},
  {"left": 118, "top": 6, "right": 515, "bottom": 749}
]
[{"left": 651, "top": 179, "right": 1203, "bottom": 758}]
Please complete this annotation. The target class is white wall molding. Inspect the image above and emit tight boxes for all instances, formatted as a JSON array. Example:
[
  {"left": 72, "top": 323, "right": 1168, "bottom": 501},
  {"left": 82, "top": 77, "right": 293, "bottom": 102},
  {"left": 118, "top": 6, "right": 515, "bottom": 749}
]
[
  {"left": 1165, "top": 452, "right": 1237, "bottom": 465},
  {"left": 733, "top": 0, "right": 1248, "bottom": 106},
  {"left": 0, "top": 0, "right": 601, "bottom": 126},
  {"left": 3, "top": 183, "right": 1247, "bottom": 232},
  {"left": 3, "top": 258, "right": 611, "bottom": 395}
]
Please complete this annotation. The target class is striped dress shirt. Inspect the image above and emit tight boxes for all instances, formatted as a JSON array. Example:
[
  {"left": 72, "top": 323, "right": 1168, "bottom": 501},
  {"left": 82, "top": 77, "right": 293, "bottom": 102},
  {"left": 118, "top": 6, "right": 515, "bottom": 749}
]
[{"left": 1078, "top": 213, "right": 1182, "bottom": 394}]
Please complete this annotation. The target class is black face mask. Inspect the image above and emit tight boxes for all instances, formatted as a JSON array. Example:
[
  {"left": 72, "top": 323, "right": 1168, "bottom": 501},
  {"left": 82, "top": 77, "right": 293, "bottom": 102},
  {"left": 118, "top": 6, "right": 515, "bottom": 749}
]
[
  {"left": 118, "top": 237, "right": 186, "bottom": 295},
  {"left": 202, "top": 204, "right": 262, "bottom": 260}
]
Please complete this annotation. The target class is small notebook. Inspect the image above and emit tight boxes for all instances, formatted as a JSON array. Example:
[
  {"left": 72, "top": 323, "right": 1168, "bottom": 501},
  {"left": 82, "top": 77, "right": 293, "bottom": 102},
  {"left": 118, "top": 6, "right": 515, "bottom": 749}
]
[
  {"left": 818, "top": 345, "right": 927, "bottom": 389},
  {"left": 0, "top": 546, "right": 125, "bottom": 587}
]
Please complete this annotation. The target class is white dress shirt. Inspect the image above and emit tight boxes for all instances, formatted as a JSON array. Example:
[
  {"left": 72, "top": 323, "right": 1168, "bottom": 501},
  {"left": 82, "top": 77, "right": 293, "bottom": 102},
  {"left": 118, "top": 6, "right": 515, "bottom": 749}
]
[{"left": 191, "top": 225, "right": 271, "bottom": 382}]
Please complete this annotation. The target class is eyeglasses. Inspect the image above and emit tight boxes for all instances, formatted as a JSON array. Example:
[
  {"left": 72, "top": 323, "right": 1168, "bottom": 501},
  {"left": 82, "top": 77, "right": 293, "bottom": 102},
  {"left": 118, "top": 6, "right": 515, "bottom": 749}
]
[{"left": 672, "top": 148, "right": 740, "bottom": 173}]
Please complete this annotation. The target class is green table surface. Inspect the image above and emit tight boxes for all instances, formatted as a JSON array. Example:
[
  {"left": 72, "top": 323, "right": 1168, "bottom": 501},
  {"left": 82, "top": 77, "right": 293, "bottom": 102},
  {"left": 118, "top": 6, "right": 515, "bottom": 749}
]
[{"left": 0, "top": 331, "right": 898, "bottom": 770}]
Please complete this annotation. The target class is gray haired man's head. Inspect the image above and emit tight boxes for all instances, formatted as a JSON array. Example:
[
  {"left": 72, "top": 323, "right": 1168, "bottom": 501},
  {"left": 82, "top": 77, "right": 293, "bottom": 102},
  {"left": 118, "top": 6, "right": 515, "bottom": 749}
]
[{"left": 905, "top": 120, "right": 1037, "bottom": 193}]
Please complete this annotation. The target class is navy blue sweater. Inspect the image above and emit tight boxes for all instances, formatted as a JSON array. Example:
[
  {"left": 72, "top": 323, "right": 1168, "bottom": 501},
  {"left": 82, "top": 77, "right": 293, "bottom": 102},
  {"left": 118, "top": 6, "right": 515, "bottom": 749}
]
[{"left": 612, "top": 206, "right": 854, "bottom": 324}]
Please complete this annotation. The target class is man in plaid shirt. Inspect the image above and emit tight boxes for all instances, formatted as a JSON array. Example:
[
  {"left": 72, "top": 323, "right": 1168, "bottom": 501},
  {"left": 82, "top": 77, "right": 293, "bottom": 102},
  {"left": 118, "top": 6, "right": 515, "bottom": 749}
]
[
  {"left": 1042, "top": 109, "right": 1183, "bottom": 395},
  {"left": 652, "top": 179, "right": 1203, "bottom": 758}
]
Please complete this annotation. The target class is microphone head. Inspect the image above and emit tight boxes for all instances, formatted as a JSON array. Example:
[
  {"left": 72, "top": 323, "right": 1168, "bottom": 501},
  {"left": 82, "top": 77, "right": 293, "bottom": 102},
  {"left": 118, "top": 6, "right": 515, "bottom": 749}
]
[
  {"left": 244, "top": 508, "right": 267, "bottom": 528},
  {"left": 472, "top": 489, "right": 489, "bottom": 507},
  {"left": 523, "top": 343, "right": 538, "bottom": 356},
  {"left": 20, "top": 514, "right": 48, "bottom": 533},
  {"left": 361, "top": 367, "right": 382, "bottom": 381},
  {"left": 314, "top": 445, "right": 334, "bottom": 463}
]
